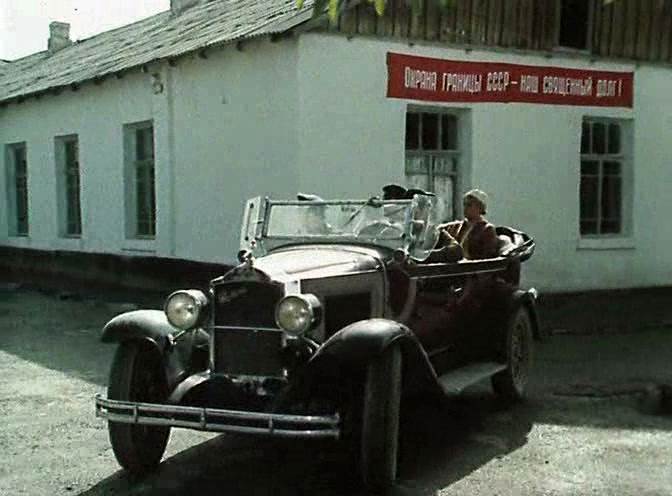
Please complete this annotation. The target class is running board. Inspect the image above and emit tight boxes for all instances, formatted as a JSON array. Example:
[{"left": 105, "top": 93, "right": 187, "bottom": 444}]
[{"left": 438, "top": 362, "right": 507, "bottom": 396}]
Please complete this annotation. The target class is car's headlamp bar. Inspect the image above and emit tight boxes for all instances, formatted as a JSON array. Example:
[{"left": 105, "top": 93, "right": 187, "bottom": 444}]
[
  {"left": 275, "top": 294, "right": 322, "bottom": 336},
  {"left": 164, "top": 289, "right": 209, "bottom": 330}
]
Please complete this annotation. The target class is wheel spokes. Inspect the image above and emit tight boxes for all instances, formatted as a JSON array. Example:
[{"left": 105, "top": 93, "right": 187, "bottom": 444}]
[{"left": 510, "top": 322, "right": 529, "bottom": 389}]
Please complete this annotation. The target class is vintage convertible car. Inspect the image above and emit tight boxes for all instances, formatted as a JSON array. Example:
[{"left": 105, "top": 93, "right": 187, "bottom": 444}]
[{"left": 95, "top": 193, "right": 539, "bottom": 490}]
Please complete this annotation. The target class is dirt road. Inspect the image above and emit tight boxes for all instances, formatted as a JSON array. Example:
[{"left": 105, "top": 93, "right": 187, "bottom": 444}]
[{"left": 1, "top": 288, "right": 671, "bottom": 495}]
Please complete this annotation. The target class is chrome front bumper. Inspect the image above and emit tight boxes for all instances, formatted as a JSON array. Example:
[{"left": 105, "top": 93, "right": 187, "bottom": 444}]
[{"left": 95, "top": 394, "right": 340, "bottom": 439}]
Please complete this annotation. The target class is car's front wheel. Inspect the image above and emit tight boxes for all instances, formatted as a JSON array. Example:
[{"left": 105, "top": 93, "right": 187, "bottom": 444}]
[
  {"left": 360, "top": 344, "right": 402, "bottom": 491},
  {"left": 107, "top": 342, "right": 170, "bottom": 474},
  {"left": 492, "top": 306, "right": 534, "bottom": 401}
]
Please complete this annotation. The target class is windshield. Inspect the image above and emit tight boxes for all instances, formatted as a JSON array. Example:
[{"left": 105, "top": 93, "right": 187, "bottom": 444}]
[
  {"left": 266, "top": 200, "right": 410, "bottom": 239},
  {"left": 242, "top": 196, "right": 446, "bottom": 258}
]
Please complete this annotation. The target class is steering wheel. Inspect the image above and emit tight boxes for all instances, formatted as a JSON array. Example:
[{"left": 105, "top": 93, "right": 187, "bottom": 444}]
[{"left": 357, "top": 221, "right": 404, "bottom": 240}]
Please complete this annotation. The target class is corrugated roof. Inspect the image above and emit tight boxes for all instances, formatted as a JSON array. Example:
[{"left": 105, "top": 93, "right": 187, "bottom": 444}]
[{"left": 0, "top": 0, "right": 314, "bottom": 104}]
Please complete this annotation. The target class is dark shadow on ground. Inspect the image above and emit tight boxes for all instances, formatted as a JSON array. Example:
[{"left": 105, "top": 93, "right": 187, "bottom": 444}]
[
  {"left": 530, "top": 333, "right": 672, "bottom": 422},
  {"left": 2, "top": 286, "right": 671, "bottom": 496},
  {"left": 0, "top": 287, "right": 156, "bottom": 386},
  {"left": 76, "top": 395, "right": 534, "bottom": 496},
  {"left": 393, "top": 394, "right": 535, "bottom": 495}
]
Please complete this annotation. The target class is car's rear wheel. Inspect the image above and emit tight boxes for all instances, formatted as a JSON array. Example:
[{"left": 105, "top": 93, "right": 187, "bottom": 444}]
[
  {"left": 492, "top": 307, "right": 534, "bottom": 401},
  {"left": 107, "top": 342, "right": 170, "bottom": 474},
  {"left": 360, "top": 344, "right": 402, "bottom": 491}
]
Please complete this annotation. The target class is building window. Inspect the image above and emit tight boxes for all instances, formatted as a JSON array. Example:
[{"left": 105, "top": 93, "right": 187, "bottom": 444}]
[
  {"left": 558, "top": 0, "right": 590, "bottom": 50},
  {"left": 579, "top": 119, "right": 631, "bottom": 237},
  {"left": 405, "top": 109, "right": 461, "bottom": 220},
  {"left": 55, "top": 135, "right": 82, "bottom": 237},
  {"left": 5, "top": 143, "right": 29, "bottom": 237},
  {"left": 124, "top": 122, "right": 156, "bottom": 239}
]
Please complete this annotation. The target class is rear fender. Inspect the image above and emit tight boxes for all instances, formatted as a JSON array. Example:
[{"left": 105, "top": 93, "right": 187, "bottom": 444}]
[
  {"left": 101, "top": 310, "right": 209, "bottom": 390},
  {"left": 510, "top": 289, "right": 543, "bottom": 341}
]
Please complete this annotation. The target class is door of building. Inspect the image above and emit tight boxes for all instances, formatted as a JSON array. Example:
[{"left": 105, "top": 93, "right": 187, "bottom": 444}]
[{"left": 404, "top": 110, "right": 461, "bottom": 222}]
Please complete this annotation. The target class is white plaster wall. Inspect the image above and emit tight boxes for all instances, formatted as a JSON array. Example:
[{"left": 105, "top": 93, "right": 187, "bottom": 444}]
[
  {"left": 630, "top": 66, "right": 672, "bottom": 287},
  {"left": 0, "top": 71, "right": 161, "bottom": 255},
  {"left": 2, "top": 31, "right": 671, "bottom": 293},
  {"left": 169, "top": 39, "right": 300, "bottom": 263},
  {"left": 0, "top": 38, "right": 300, "bottom": 266},
  {"left": 296, "top": 33, "right": 672, "bottom": 292}
]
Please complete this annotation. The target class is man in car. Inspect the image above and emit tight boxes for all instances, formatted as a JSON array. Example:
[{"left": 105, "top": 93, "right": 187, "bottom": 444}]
[
  {"left": 438, "top": 189, "right": 501, "bottom": 319},
  {"left": 380, "top": 184, "right": 462, "bottom": 263},
  {"left": 413, "top": 190, "right": 500, "bottom": 346},
  {"left": 437, "top": 189, "right": 498, "bottom": 260}
]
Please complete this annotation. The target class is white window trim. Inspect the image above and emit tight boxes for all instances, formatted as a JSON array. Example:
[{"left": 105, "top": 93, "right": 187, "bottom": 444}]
[
  {"left": 405, "top": 105, "right": 471, "bottom": 221},
  {"left": 577, "top": 236, "right": 635, "bottom": 251},
  {"left": 577, "top": 117, "right": 634, "bottom": 249},
  {"left": 55, "top": 134, "right": 82, "bottom": 238},
  {"left": 121, "top": 239, "right": 157, "bottom": 254},
  {"left": 123, "top": 120, "right": 156, "bottom": 240},
  {"left": 5, "top": 142, "right": 29, "bottom": 238}
]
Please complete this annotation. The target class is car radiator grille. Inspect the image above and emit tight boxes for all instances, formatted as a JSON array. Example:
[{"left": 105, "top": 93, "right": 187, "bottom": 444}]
[
  {"left": 212, "top": 281, "right": 285, "bottom": 376},
  {"left": 213, "top": 328, "right": 285, "bottom": 377},
  {"left": 213, "top": 281, "right": 283, "bottom": 328}
]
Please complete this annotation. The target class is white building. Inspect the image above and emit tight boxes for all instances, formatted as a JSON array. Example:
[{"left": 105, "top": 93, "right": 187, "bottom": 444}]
[{"left": 1, "top": 0, "right": 671, "bottom": 293}]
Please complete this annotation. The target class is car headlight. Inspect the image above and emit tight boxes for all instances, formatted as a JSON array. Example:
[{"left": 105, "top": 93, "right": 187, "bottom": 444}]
[
  {"left": 164, "top": 290, "right": 208, "bottom": 330},
  {"left": 275, "top": 294, "right": 321, "bottom": 336}
]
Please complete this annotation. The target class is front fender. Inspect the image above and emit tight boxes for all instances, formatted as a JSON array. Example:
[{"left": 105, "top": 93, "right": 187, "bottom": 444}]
[
  {"left": 285, "top": 319, "right": 442, "bottom": 404},
  {"left": 101, "top": 310, "right": 175, "bottom": 351},
  {"left": 101, "top": 310, "right": 210, "bottom": 391},
  {"left": 313, "top": 318, "right": 415, "bottom": 366}
]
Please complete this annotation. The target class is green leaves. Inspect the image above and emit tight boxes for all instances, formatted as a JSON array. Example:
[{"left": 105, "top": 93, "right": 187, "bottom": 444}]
[
  {"left": 297, "top": 0, "right": 621, "bottom": 19},
  {"left": 294, "top": 0, "right": 470, "bottom": 21},
  {"left": 373, "top": 0, "right": 387, "bottom": 16},
  {"left": 329, "top": 0, "right": 339, "bottom": 19}
]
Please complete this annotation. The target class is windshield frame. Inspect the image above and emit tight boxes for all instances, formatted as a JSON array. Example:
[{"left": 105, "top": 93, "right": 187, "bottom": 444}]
[
  {"left": 263, "top": 198, "right": 410, "bottom": 247},
  {"left": 240, "top": 196, "right": 445, "bottom": 260}
]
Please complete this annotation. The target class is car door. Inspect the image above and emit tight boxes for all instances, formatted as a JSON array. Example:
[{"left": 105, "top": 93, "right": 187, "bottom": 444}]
[{"left": 401, "top": 266, "right": 466, "bottom": 375}]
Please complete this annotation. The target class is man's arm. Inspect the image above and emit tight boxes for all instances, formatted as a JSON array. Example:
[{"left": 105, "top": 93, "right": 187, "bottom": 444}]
[
  {"left": 425, "top": 229, "right": 463, "bottom": 263},
  {"left": 436, "top": 220, "right": 462, "bottom": 239}
]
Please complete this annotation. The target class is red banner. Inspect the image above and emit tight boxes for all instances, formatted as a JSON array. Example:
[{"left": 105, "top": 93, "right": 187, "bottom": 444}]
[{"left": 387, "top": 52, "right": 634, "bottom": 108}]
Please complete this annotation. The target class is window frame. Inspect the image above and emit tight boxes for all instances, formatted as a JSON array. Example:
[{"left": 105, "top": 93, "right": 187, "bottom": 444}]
[
  {"left": 123, "top": 121, "right": 156, "bottom": 240},
  {"left": 55, "top": 134, "right": 82, "bottom": 238},
  {"left": 5, "top": 142, "right": 29, "bottom": 237},
  {"left": 555, "top": 0, "right": 595, "bottom": 52},
  {"left": 404, "top": 106, "right": 467, "bottom": 221},
  {"left": 578, "top": 117, "right": 634, "bottom": 247}
]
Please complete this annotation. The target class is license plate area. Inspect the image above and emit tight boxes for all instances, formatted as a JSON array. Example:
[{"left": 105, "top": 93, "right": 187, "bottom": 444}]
[{"left": 213, "top": 327, "right": 285, "bottom": 378}]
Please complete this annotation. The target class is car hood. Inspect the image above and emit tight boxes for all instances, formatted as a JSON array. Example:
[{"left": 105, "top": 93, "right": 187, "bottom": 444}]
[{"left": 221, "top": 245, "right": 388, "bottom": 285}]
